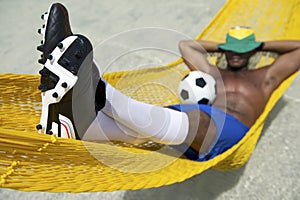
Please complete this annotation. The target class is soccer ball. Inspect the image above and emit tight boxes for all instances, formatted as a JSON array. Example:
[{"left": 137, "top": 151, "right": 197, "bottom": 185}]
[{"left": 178, "top": 71, "right": 216, "bottom": 104}]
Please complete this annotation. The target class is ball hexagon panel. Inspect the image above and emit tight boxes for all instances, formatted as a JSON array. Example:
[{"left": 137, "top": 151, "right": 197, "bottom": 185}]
[
  {"left": 197, "top": 98, "right": 209, "bottom": 104},
  {"left": 195, "top": 77, "right": 206, "bottom": 88},
  {"left": 180, "top": 89, "right": 189, "bottom": 100}
]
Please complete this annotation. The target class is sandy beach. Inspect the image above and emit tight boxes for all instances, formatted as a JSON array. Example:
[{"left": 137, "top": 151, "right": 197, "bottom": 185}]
[{"left": 0, "top": 0, "right": 300, "bottom": 199}]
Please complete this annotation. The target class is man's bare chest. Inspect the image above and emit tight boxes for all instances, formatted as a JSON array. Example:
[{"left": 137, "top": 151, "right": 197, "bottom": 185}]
[{"left": 216, "top": 69, "right": 267, "bottom": 96}]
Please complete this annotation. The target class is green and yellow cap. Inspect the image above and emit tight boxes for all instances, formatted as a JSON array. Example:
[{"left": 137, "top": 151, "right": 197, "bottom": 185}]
[{"left": 218, "top": 26, "right": 263, "bottom": 53}]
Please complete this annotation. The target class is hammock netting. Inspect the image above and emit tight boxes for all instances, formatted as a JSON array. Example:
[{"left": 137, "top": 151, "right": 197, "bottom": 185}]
[{"left": 0, "top": 0, "right": 299, "bottom": 192}]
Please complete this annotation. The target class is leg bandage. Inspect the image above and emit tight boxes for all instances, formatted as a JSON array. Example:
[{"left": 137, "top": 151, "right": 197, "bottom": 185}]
[{"left": 85, "top": 83, "right": 189, "bottom": 145}]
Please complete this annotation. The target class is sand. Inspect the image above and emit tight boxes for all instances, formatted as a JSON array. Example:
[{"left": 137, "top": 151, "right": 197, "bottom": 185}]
[{"left": 0, "top": 0, "right": 299, "bottom": 199}]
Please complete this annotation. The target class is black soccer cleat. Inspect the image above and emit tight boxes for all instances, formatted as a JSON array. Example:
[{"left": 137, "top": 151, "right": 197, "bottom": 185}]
[
  {"left": 36, "top": 3, "right": 106, "bottom": 139},
  {"left": 37, "top": 35, "right": 105, "bottom": 139}
]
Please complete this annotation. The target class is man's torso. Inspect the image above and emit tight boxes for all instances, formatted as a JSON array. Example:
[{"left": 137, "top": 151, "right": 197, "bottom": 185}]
[{"left": 212, "top": 66, "right": 273, "bottom": 126}]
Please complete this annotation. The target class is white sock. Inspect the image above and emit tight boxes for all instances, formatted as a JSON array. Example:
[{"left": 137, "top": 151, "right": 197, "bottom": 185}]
[
  {"left": 95, "top": 83, "right": 189, "bottom": 145},
  {"left": 83, "top": 111, "right": 147, "bottom": 144}
]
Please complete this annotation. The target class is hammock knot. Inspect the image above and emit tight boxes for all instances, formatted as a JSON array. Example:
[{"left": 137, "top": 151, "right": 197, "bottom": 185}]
[{"left": 51, "top": 135, "right": 57, "bottom": 143}]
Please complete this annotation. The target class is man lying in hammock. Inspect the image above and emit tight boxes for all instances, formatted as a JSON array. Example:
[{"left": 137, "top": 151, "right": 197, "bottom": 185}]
[{"left": 36, "top": 3, "right": 300, "bottom": 161}]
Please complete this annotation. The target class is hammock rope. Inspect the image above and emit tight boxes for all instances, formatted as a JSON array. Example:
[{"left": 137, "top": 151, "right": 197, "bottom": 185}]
[{"left": 0, "top": 0, "right": 299, "bottom": 192}]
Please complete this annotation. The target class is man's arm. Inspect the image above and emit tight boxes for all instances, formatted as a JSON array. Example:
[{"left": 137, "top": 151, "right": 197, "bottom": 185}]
[
  {"left": 178, "top": 40, "right": 220, "bottom": 73},
  {"left": 262, "top": 40, "right": 300, "bottom": 54},
  {"left": 263, "top": 40, "right": 300, "bottom": 92}
]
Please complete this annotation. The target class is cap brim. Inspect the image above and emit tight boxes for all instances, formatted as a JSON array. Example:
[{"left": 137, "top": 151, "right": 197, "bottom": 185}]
[{"left": 218, "top": 42, "right": 262, "bottom": 53}]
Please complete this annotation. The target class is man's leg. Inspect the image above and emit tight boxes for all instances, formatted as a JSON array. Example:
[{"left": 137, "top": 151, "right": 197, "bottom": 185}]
[
  {"left": 84, "top": 83, "right": 189, "bottom": 145},
  {"left": 83, "top": 111, "right": 148, "bottom": 144},
  {"left": 36, "top": 3, "right": 189, "bottom": 145}
]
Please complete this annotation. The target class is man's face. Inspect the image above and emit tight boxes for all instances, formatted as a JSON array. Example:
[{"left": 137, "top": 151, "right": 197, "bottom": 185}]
[{"left": 225, "top": 50, "right": 254, "bottom": 70}]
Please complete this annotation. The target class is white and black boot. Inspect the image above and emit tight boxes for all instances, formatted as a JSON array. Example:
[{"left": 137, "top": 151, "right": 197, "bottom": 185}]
[{"left": 36, "top": 3, "right": 106, "bottom": 139}]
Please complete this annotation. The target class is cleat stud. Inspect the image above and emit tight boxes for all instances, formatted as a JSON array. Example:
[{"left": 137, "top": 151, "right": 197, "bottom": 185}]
[
  {"left": 47, "top": 130, "right": 53, "bottom": 135},
  {"left": 38, "top": 58, "right": 46, "bottom": 64},
  {"left": 41, "top": 40, "right": 44, "bottom": 44},
  {"left": 57, "top": 43, "right": 63, "bottom": 49},
  {"left": 42, "top": 24, "right": 45, "bottom": 28},
  {"left": 41, "top": 14, "right": 44, "bottom": 20},
  {"left": 37, "top": 44, "right": 44, "bottom": 52},
  {"left": 38, "top": 28, "right": 41, "bottom": 34},
  {"left": 36, "top": 124, "right": 43, "bottom": 130},
  {"left": 48, "top": 55, "right": 53, "bottom": 60},
  {"left": 61, "top": 82, "right": 68, "bottom": 88},
  {"left": 52, "top": 92, "right": 58, "bottom": 98}
]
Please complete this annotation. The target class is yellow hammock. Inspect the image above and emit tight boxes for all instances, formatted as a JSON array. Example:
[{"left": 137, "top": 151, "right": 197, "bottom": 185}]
[{"left": 0, "top": 0, "right": 299, "bottom": 193}]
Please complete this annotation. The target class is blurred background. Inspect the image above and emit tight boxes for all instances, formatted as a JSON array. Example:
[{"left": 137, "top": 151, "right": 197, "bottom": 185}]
[{"left": 0, "top": 1, "right": 299, "bottom": 200}]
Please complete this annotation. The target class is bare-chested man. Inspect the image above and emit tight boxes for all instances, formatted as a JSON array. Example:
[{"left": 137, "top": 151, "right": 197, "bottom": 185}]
[
  {"left": 175, "top": 26, "right": 300, "bottom": 160},
  {"left": 36, "top": 3, "right": 300, "bottom": 161}
]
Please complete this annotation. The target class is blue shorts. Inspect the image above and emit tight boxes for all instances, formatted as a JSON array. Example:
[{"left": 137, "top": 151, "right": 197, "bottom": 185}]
[{"left": 168, "top": 104, "right": 249, "bottom": 161}]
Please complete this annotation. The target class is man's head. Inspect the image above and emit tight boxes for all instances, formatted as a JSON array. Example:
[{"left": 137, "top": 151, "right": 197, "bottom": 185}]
[{"left": 218, "top": 26, "right": 263, "bottom": 70}]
